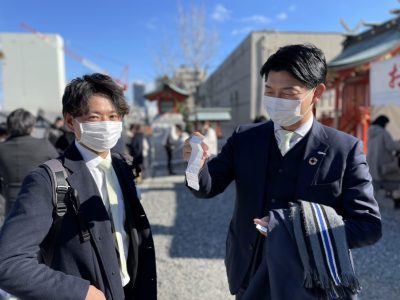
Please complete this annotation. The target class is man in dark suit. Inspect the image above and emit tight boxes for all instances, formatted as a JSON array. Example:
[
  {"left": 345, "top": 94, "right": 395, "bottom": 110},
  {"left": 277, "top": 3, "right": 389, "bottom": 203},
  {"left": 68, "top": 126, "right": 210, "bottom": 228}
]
[
  {"left": 0, "top": 108, "right": 59, "bottom": 215},
  {"left": 183, "top": 44, "right": 381, "bottom": 299},
  {"left": 0, "top": 74, "right": 156, "bottom": 300}
]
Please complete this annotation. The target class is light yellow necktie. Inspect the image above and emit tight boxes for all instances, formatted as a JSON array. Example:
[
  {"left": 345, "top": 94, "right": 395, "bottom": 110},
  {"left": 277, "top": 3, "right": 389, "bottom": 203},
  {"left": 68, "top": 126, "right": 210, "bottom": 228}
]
[
  {"left": 278, "top": 129, "right": 294, "bottom": 156},
  {"left": 98, "top": 159, "right": 130, "bottom": 285}
]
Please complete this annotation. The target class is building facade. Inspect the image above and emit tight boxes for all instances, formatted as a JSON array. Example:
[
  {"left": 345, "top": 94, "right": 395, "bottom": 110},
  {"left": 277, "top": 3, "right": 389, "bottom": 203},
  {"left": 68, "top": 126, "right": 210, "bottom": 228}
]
[
  {"left": 198, "top": 31, "right": 344, "bottom": 133},
  {"left": 0, "top": 33, "right": 66, "bottom": 114},
  {"left": 133, "top": 82, "right": 146, "bottom": 108}
]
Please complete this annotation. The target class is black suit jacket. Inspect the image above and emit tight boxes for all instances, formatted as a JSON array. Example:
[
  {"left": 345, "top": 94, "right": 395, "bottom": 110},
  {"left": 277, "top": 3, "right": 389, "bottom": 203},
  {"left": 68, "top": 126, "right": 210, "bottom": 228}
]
[
  {"left": 189, "top": 120, "right": 382, "bottom": 295},
  {"left": 0, "top": 142, "right": 156, "bottom": 300},
  {"left": 0, "top": 135, "right": 59, "bottom": 212}
]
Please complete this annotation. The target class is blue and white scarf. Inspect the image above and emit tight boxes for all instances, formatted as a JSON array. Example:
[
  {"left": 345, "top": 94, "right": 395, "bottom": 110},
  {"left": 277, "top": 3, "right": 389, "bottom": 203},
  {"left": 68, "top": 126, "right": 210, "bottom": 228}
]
[{"left": 290, "top": 200, "right": 361, "bottom": 299}]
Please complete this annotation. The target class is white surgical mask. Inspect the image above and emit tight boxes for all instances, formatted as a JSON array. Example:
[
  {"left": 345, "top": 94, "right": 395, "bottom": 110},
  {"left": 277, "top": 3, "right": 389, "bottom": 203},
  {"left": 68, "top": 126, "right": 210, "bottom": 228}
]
[
  {"left": 76, "top": 120, "right": 122, "bottom": 152},
  {"left": 263, "top": 89, "right": 314, "bottom": 127}
]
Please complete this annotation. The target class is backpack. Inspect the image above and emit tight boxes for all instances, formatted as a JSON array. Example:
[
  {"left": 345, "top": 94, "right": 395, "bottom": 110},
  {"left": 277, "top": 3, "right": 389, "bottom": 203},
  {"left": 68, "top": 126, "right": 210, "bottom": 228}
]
[{"left": 38, "top": 159, "right": 90, "bottom": 266}]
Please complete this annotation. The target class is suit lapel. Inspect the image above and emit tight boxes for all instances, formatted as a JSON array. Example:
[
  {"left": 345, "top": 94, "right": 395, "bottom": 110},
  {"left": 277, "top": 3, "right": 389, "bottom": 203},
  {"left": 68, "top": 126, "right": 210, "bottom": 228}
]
[
  {"left": 255, "top": 122, "right": 274, "bottom": 215},
  {"left": 63, "top": 143, "right": 110, "bottom": 222},
  {"left": 295, "top": 120, "right": 330, "bottom": 197},
  {"left": 62, "top": 143, "right": 121, "bottom": 286},
  {"left": 111, "top": 155, "right": 140, "bottom": 281}
]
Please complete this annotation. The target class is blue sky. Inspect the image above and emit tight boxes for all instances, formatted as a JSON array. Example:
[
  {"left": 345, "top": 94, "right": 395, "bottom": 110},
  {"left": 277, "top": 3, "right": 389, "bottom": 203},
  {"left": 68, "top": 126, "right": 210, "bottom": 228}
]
[{"left": 1, "top": 0, "right": 399, "bottom": 98}]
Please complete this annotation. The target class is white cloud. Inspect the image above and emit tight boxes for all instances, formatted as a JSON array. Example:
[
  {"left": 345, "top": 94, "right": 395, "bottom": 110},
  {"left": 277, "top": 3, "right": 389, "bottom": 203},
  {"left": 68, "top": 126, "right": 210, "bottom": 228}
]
[
  {"left": 146, "top": 18, "right": 158, "bottom": 30},
  {"left": 211, "top": 4, "right": 231, "bottom": 22},
  {"left": 231, "top": 27, "right": 253, "bottom": 36},
  {"left": 276, "top": 12, "right": 288, "bottom": 21},
  {"left": 242, "top": 15, "right": 271, "bottom": 24},
  {"left": 289, "top": 5, "right": 296, "bottom": 11}
]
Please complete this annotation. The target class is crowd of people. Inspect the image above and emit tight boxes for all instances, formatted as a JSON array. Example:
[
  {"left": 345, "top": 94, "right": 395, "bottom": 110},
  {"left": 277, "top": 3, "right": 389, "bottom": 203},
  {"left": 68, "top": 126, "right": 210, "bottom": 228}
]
[
  {"left": 0, "top": 108, "right": 213, "bottom": 224},
  {"left": 0, "top": 44, "right": 388, "bottom": 300}
]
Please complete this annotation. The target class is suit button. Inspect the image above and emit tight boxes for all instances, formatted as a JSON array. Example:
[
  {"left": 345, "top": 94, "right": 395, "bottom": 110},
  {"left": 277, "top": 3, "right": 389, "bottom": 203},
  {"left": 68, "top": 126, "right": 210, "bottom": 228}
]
[
  {"left": 248, "top": 244, "right": 253, "bottom": 250},
  {"left": 278, "top": 169, "right": 283, "bottom": 173},
  {"left": 98, "top": 236, "right": 102, "bottom": 241},
  {"left": 112, "top": 271, "right": 116, "bottom": 275},
  {"left": 271, "top": 199, "right": 276, "bottom": 204}
]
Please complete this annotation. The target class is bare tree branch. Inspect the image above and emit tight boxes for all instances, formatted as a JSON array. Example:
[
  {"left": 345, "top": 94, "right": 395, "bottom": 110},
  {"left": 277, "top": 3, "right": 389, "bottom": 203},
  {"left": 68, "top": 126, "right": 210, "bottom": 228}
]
[
  {"left": 178, "top": 3, "right": 218, "bottom": 73},
  {"left": 154, "top": 3, "right": 219, "bottom": 78}
]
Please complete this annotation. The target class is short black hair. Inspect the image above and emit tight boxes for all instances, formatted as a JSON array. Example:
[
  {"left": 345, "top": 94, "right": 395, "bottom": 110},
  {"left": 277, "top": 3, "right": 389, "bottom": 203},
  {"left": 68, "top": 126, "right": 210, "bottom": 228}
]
[
  {"left": 130, "top": 123, "right": 141, "bottom": 131},
  {"left": 253, "top": 115, "right": 267, "bottom": 123},
  {"left": 260, "top": 44, "right": 327, "bottom": 89},
  {"left": 372, "top": 115, "right": 389, "bottom": 128},
  {"left": 62, "top": 73, "right": 130, "bottom": 117},
  {"left": 7, "top": 108, "right": 36, "bottom": 137}
]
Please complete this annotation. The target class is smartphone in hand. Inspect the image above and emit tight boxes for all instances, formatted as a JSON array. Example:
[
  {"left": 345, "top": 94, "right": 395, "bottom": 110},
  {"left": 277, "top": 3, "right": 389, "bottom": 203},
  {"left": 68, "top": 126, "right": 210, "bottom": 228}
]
[{"left": 255, "top": 223, "right": 268, "bottom": 233}]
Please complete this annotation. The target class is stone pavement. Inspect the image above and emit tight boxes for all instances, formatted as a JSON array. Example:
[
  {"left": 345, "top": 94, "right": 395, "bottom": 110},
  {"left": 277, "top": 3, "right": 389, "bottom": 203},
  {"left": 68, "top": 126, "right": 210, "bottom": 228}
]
[
  {"left": 139, "top": 172, "right": 234, "bottom": 300},
  {"left": 139, "top": 172, "right": 400, "bottom": 300}
]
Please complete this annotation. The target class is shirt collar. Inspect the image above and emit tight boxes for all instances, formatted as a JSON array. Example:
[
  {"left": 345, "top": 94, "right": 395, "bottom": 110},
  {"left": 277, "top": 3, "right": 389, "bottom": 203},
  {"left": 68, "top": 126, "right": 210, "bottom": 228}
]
[
  {"left": 274, "top": 115, "right": 314, "bottom": 137},
  {"left": 74, "top": 140, "right": 111, "bottom": 170}
]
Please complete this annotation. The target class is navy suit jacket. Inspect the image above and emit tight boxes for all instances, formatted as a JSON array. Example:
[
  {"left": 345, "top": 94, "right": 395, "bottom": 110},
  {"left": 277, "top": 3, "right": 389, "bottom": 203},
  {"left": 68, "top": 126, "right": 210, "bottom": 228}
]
[
  {"left": 189, "top": 120, "right": 382, "bottom": 295},
  {"left": 0, "top": 142, "right": 156, "bottom": 300}
]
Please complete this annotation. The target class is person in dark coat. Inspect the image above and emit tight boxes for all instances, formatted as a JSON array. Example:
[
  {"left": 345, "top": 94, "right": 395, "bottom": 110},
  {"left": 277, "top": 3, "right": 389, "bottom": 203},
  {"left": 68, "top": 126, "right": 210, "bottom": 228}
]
[
  {"left": 183, "top": 44, "right": 381, "bottom": 299},
  {"left": 0, "top": 74, "right": 157, "bottom": 300},
  {"left": 367, "top": 115, "right": 400, "bottom": 207},
  {"left": 128, "top": 124, "right": 144, "bottom": 167},
  {"left": 46, "top": 116, "right": 65, "bottom": 146},
  {"left": 0, "top": 109, "right": 59, "bottom": 215},
  {"left": 0, "top": 122, "right": 8, "bottom": 226}
]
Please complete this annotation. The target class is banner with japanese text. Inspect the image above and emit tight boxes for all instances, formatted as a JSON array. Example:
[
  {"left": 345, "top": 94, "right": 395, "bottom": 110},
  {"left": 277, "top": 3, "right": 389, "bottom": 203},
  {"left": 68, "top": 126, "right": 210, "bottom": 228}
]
[{"left": 370, "top": 55, "right": 400, "bottom": 106}]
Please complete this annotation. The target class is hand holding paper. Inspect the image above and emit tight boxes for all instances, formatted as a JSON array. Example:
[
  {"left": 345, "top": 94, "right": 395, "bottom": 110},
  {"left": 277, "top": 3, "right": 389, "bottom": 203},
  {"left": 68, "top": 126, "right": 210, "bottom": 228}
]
[{"left": 185, "top": 135, "right": 206, "bottom": 191}]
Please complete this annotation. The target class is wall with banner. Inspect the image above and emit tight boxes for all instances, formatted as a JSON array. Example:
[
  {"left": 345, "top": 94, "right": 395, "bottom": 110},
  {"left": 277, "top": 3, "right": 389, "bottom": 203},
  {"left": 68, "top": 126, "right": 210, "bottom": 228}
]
[{"left": 370, "top": 56, "right": 400, "bottom": 140}]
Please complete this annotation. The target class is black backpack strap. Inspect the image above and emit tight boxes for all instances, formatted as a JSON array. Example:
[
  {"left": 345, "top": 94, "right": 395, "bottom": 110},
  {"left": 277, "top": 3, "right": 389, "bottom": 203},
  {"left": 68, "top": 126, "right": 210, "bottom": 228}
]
[
  {"left": 43, "top": 159, "right": 90, "bottom": 243},
  {"left": 39, "top": 159, "right": 70, "bottom": 266},
  {"left": 70, "top": 188, "right": 90, "bottom": 243},
  {"left": 41, "top": 159, "right": 90, "bottom": 243},
  {"left": 39, "top": 159, "right": 90, "bottom": 266},
  {"left": 42, "top": 159, "right": 69, "bottom": 217}
]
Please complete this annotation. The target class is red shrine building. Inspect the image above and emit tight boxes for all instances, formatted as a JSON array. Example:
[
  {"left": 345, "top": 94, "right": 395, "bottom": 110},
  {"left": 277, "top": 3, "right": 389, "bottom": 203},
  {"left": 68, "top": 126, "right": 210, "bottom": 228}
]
[{"left": 325, "top": 15, "right": 400, "bottom": 151}]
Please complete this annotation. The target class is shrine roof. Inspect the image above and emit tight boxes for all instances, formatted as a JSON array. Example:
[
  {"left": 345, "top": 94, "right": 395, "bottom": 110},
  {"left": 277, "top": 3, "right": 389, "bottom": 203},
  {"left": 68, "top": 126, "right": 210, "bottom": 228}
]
[
  {"left": 329, "top": 17, "right": 400, "bottom": 70},
  {"left": 144, "top": 82, "right": 190, "bottom": 100}
]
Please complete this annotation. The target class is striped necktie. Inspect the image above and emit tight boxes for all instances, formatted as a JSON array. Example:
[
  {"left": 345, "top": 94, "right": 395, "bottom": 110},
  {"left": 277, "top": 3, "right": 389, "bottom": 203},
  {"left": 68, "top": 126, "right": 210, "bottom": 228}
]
[
  {"left": 277, "top": 129, "right": 294, "bottom": 156},
  {"left": 97, "top": 159, "right": 130, "bottom": 285}
]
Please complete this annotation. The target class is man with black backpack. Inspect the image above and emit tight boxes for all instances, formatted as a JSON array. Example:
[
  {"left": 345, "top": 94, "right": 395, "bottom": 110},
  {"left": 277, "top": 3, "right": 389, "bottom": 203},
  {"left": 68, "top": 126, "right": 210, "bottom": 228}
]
[{"left": 0, "top": 73, "right": 157, "bottom": 300}]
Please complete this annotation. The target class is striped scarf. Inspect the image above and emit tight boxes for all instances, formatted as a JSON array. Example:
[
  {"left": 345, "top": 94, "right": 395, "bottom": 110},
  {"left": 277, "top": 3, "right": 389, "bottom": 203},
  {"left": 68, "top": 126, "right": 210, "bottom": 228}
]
[{"left": 290, "top": 200, "right": 361, "bottom": 299}]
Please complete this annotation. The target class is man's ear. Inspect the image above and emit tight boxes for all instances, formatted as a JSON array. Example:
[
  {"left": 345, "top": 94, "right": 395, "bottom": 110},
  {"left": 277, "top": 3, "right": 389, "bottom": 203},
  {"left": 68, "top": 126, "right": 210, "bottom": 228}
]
[
  {"left": 312, "top": 83, "right": 326, "bottom": 104},
  {"left": 64, "top": 113, "right": 75, "bottom": 132}
]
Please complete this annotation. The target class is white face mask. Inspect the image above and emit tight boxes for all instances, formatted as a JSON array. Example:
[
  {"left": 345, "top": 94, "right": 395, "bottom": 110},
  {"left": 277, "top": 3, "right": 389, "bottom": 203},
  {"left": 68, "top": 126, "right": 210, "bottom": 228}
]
[
  {"left": 263, "top": 89, "right": 314, "bottom": 127},
  {"left": 76, "top": 120, "right": 123, "bottom": 152}
]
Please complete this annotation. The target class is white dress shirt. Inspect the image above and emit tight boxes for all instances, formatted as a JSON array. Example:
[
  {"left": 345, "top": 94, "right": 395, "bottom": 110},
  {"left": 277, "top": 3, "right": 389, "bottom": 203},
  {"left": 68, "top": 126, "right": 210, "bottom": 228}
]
[
  {"left": 273, "top": 116, "right": 314, "bottom": 153},
  {"left": 75, "top": 140, "right": 130, "bottom": 286}
]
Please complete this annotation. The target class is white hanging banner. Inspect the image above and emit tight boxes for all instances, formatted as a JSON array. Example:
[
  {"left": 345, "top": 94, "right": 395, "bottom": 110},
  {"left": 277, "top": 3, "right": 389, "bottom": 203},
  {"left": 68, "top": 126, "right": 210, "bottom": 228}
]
[{"left": 370, "top": 55, "right": 400, "bottom": 106}]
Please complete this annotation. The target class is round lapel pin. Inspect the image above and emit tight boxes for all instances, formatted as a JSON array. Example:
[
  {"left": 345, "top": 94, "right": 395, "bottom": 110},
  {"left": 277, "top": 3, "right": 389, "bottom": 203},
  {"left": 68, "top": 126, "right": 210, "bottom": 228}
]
[{"left": 309, "top": 157, "right": 318, "bottom": 166}]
